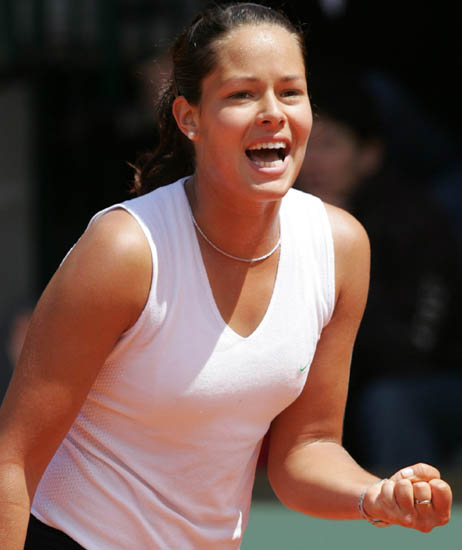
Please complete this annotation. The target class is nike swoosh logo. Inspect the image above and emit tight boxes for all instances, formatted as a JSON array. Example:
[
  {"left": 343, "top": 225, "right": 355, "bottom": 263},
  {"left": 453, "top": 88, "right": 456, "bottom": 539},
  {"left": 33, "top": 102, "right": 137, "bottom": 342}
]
[{"left": 300, "top": 364, "right": 309, "bottom": 372}]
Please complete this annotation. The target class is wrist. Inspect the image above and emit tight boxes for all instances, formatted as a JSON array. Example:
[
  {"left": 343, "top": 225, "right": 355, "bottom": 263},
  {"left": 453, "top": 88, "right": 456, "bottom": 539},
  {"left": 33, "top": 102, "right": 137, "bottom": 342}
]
[{"left": 358, "top": 479, "right": 390, "bottom": 527}]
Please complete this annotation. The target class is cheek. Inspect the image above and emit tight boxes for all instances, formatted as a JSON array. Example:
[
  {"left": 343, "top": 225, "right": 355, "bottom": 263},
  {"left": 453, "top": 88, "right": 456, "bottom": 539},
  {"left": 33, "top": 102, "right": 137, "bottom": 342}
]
[
  {"left": 200, "top": 113, "right": 250, "bottom": 167},
  {"left": 291, "top": 107, "right": 313, "bottom": 162},
  {"left": 298, "top": 103, "right": 313, "bottom": 136},
  {"left": 197, "top": 114, "right": 244, "bottom": 169},
  {"left": 209, "top": 106, "right": 250, "bottom": 136}
]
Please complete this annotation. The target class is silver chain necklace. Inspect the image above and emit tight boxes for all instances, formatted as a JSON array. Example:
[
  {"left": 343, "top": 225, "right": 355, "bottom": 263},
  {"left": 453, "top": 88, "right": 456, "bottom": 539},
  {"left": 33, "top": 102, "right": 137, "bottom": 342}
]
[{"left": 191, "top": 214, "right": 281, "bottom": 263}]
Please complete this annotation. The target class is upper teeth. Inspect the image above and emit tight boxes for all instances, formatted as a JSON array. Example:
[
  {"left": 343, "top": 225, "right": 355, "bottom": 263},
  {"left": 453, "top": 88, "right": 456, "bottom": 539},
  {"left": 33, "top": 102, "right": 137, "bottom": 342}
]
[{"left": 248, "top": 142, "right": 286, "bottom": 150}]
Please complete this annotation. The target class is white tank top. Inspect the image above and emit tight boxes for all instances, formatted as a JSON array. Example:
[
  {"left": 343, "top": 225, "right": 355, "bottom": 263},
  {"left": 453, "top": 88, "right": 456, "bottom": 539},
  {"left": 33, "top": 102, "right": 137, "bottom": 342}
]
[{"left": 32, "top": 178, "right": 335, "bottom": 549}]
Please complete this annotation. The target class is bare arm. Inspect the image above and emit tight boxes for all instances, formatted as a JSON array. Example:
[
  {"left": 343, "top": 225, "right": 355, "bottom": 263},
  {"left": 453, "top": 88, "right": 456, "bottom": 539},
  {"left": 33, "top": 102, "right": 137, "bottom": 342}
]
[
  {"left": 268, "top": 205, "right": 452, "bottom": 531},
  {"left": 0, "top": 210, "right": 151, "bottom": 549}
]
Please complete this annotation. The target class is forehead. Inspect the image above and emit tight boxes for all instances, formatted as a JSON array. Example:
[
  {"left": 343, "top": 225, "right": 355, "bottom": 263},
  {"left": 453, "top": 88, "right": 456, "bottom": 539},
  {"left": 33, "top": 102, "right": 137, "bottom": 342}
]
[{"left": 213, "top": 23, "right": 305, "bottom": 76}]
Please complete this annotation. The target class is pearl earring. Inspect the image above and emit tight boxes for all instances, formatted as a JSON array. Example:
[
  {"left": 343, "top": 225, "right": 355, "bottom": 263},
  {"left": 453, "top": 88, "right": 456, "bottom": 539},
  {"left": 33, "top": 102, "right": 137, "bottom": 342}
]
[{"left": 188, "top": 130, "right": 196, "bottom": 139}]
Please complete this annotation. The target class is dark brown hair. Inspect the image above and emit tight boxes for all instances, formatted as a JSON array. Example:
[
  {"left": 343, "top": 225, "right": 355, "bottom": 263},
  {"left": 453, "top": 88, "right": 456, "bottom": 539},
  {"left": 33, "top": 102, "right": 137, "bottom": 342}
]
[{"left": 131, "top": 2, "right": 306, "bottom": 196}]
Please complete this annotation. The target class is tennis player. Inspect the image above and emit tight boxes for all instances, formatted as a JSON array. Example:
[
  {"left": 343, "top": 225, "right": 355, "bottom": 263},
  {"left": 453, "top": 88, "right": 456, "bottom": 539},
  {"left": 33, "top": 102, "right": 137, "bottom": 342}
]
[{"left": 0, "top": 3, "right": 452, "bottom": 549}]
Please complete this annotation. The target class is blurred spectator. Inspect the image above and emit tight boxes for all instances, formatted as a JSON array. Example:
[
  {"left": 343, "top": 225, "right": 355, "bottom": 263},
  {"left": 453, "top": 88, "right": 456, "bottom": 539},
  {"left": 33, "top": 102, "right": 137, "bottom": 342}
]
[
  {"left": 0, "top": 300, "right": 33, "bottom": 403},
  {"left": 363, "top": 71, "right": 462, "bottom": 248},
  {"left": 296, "top": 68, "right": 462, "bottom": 471}
]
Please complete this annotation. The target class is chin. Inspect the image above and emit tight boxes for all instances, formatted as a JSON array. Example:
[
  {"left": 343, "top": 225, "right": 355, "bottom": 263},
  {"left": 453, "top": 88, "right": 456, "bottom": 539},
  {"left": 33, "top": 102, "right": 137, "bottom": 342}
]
[
  {"left": 247, "top": 174, "right": 295, "bottom": 200},
  {"left": 243, "top": 163, "right": 298, "bottom": 197}
]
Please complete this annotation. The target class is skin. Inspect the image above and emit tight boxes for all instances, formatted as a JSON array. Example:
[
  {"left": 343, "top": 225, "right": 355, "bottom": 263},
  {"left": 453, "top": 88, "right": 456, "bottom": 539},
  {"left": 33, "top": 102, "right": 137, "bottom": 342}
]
[{"left": 0, "top": 22, "right": 452, "bottom": 549}]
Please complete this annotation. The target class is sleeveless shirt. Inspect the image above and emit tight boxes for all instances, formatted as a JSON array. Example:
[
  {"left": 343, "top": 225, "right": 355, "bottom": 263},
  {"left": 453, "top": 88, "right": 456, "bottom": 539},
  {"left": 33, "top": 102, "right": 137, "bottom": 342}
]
[{"left": 32, "top": 178, "right": 335, "bottom": 549}]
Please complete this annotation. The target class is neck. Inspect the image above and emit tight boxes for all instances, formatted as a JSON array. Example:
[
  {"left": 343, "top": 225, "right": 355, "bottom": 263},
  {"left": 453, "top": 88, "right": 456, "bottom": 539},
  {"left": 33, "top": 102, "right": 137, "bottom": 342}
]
[{"left": 184, "top": 175, "right": 281, "bottom": 261}]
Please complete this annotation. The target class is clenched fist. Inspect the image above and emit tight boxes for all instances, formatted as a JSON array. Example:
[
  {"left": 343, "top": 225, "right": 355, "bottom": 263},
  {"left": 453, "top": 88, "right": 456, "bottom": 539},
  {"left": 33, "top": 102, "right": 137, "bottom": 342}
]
[{"left": 361, "top": 463, "right": 452, "bottom": 532}]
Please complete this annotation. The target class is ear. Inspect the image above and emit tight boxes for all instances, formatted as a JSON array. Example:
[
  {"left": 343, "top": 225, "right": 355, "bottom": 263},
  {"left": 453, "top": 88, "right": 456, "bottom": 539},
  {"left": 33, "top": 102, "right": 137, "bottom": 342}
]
[{"left": 172, "top": 96, "right": 199, "bottom": 141}]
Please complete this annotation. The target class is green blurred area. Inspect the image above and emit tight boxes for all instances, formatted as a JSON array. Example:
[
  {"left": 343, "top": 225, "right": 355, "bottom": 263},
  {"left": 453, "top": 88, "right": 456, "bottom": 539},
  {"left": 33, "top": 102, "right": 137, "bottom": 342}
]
[
  {"left": 243, "top": 501, "right": 460, "bottom": 549},
  {"left": 244, "top": 472, "right": 462, "bottom": 549}
]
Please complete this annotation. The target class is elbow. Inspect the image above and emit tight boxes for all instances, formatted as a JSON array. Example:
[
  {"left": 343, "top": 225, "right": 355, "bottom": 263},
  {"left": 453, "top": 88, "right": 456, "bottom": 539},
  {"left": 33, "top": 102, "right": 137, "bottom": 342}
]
[{"left": 267, "top": 463, "right": 307, "bottom": 514}]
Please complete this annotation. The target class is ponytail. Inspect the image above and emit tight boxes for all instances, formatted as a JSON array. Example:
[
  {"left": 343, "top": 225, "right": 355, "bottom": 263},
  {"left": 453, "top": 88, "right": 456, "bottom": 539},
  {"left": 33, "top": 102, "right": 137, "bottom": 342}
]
[{"left": 131, "top": 80, "right": 195, "bottom": 196}]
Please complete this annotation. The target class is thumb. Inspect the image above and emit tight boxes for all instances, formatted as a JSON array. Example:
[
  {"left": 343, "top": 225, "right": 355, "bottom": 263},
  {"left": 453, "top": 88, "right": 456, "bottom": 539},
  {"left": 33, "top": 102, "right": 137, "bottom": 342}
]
[{"left": 389, "top": 463, "right": 441, "bottom": 483}]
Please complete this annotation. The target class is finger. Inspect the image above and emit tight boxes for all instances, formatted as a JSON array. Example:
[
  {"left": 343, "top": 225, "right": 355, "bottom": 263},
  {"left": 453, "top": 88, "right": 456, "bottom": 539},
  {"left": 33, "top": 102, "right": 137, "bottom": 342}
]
[
  {"left": 411, "top": 463, "right": 441, "bottom": 481},
  {"left": 379, "top": 479, "right": 402, "bottom": 522},
  {"left": 429, "top": 478, "right": 452, "bottom": 526},
  {"left": 390, "top": 463, "right": 441, "bottom": 483},
  {"left": 413, "top": 481, "right": 433, "bottom": 514},
  {"left": 394, "top": 479, "right": 415, "bottom": 520}
]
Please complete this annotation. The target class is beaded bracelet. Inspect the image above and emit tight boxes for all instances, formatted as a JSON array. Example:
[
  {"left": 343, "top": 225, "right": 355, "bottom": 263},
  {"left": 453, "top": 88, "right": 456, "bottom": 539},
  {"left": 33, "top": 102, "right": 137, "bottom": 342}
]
[{"left": 358, "top": 479, "right": 391, "bottom": 527}]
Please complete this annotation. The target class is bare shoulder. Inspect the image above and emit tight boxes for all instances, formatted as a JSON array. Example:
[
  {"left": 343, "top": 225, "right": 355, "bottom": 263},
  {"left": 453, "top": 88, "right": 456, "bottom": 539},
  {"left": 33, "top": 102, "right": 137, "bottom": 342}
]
[
  {"left": 323, "top": 202, "right": 370, "bottom": 303},
  {"left": 323, "top": 202, "right": 369, "bottom": 255},
  {"left": 61, "top": 208, "right": 152, "bottom": 328},
  {"left": 75, "top": 208, "right": 151, "bottom": 266}
]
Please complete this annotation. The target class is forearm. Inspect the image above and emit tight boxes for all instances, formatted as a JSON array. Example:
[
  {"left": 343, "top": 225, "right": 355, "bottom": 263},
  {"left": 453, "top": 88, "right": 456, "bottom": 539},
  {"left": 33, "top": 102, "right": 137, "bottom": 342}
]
[
  {"left": 0, "top": 462, "right": 32, "bottom": 549},
  {"left": 268, "top": 440, "right": 380, "bottom": 520}
]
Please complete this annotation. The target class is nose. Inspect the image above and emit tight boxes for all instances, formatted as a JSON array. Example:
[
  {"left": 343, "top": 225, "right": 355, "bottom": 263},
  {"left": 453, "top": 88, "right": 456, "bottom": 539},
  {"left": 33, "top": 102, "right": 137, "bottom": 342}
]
[{"left": 256, "top": 92, "right": 286, "bottom": 128}]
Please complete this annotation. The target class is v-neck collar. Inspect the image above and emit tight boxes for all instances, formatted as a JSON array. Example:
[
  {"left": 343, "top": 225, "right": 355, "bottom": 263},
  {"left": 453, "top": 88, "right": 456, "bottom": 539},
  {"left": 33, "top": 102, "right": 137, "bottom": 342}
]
[{"left": 179, "top": 180, "right": 285, "bottom": 342}]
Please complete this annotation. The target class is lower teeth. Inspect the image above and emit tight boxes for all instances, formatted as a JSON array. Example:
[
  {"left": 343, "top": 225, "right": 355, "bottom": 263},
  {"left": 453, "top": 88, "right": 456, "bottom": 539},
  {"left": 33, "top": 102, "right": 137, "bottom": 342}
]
[{"left": 252, "top": 158, "right": 284, "bottom": 167}]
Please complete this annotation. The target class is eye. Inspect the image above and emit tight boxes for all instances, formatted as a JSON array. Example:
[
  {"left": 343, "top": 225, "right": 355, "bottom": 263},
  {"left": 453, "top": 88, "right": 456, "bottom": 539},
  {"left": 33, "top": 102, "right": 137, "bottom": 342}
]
[
  {"left": 228, "top": 91, "right": 253, "bottom": 100},
  {"left": 280, "top": 89, "right": 303, "bottom": 98}
]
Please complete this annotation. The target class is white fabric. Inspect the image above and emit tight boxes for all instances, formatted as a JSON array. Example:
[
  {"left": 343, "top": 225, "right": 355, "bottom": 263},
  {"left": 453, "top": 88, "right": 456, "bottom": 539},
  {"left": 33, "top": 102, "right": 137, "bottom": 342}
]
[{"left": 32, "top": 178, "right": 335, "bottom": 549}]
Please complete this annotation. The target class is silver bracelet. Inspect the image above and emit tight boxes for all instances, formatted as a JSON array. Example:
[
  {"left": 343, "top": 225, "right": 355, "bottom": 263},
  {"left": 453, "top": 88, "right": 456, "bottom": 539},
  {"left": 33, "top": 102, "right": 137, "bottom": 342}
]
[{"left": 358, "top": 479, "right": 391, "bottom": 527}]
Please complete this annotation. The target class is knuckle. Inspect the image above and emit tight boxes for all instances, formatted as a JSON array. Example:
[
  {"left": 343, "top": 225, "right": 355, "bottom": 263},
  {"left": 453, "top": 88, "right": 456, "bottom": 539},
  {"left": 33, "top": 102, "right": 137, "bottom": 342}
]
[
  {"left": 396, "top": 479, "right": 410, "bottom": 489},
  {"left": 383, "top": 479, "right": 395, "bottom": 493},
  {"left": 418, "top": 522, "right": 433, "bottom": 533},
  {"left": 439, "top": 513, "right": 451, "bottom": 526},
  {"left": 414, "top": 480, "right": 429, "bottom": 490},
  {"left": 400, "top": 514, "right": 414, "bottom": 527},
  {"left": 432, "top": 479, "right": 451, "bottom": 492}
]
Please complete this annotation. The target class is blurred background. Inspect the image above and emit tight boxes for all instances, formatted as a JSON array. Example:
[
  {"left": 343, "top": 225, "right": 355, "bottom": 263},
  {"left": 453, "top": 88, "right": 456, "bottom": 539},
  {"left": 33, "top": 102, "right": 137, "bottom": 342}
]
[{"left": 1, "top": 0, "right": 461, "bottom": 525}]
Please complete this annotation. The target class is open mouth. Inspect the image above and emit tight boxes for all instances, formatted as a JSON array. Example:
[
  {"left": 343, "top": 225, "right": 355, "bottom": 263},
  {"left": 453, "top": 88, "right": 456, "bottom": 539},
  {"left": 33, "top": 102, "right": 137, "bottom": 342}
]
[{"left": 245, "top": 141, "right": 289, "bottom": 167}]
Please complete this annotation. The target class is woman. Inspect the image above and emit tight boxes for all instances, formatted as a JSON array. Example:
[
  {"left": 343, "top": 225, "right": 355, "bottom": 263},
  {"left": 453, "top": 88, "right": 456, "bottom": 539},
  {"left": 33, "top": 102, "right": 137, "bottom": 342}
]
[{"left": 0, "top": 3, "right": 452, "bottom": 549}]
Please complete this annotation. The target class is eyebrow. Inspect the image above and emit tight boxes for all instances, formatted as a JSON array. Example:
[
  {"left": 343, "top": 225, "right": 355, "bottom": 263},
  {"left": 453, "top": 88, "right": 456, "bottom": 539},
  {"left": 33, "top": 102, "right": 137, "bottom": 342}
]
[{"left": 222, "top": 75, "right": 305, "bottom": 84}]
